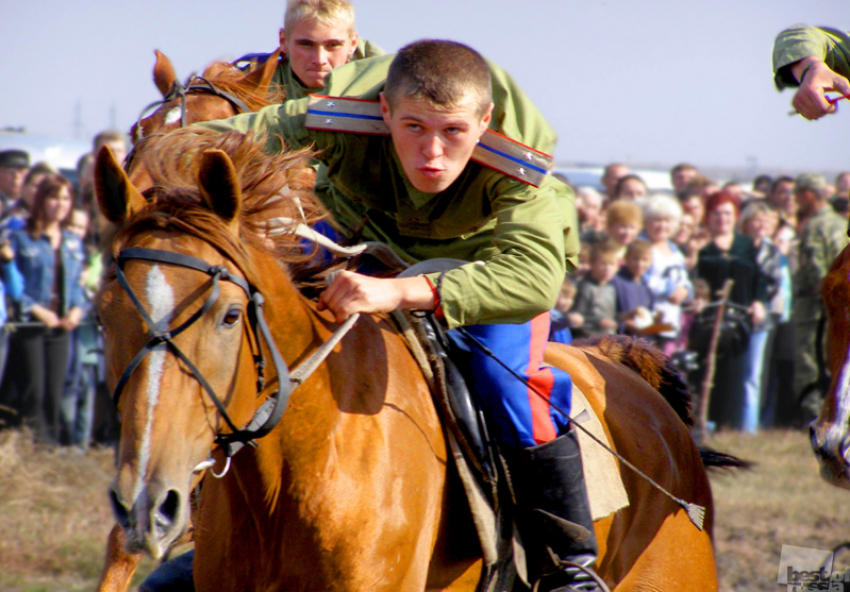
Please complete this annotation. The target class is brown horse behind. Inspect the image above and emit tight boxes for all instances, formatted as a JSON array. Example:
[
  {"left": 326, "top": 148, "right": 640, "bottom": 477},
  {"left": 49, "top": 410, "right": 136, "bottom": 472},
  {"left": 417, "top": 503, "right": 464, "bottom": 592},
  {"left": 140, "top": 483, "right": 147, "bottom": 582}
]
[
  {"left": 130, "top": 49, "right": 284, "bottom": 144},
  {"left": 95, "top": 129, "right": 721, "bottom": 591}
]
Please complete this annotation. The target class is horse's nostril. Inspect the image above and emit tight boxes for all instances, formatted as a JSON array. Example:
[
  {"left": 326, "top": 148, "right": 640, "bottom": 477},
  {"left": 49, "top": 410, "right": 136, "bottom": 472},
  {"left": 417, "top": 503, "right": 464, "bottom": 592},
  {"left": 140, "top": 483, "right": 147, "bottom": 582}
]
[
  {"left": 809, "top": 422, "right": 818, "bottom": 448},
  {"left": 110, "top": 487, "right": 132, "bottom": 530},
  {"left": 155, "top": 489, "right": 181, "bottom": 531}
]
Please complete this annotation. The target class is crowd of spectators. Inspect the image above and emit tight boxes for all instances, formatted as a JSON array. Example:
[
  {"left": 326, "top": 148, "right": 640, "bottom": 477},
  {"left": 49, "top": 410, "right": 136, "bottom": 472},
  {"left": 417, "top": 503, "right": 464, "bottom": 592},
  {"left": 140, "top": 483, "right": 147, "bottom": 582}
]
[
  {"left": 0, "top": 131, "right": 124, "bottom": 450},
  {"left": 555, "top": 162, "right": 849, "bottom": 434},
  {"left": 0, "top": 135, "right": 847, "bottom": 446}
]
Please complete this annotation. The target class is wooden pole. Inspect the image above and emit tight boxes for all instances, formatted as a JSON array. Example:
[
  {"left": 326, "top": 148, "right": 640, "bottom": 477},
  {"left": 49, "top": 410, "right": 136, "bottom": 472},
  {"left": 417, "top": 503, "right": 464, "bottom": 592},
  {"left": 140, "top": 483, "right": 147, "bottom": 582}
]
[{"left": 695, "top": 279, "right": 734, "bottom": 444}]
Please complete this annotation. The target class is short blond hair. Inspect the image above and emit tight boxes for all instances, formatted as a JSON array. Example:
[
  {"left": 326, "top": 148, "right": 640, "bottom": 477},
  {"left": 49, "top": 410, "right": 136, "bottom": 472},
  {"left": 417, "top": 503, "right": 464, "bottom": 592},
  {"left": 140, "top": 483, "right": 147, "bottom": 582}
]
[{"left": 284, "top": 0, "right": 355, "bottom": 34}]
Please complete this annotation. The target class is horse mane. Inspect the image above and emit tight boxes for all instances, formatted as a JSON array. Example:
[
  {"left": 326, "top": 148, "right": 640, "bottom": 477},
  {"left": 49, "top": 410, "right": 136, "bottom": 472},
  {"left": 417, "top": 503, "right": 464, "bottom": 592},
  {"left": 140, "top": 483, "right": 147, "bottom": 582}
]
[
  {"left": 192, "top": 60, "right": 286, "bottom": 109},
  {"left": 576, "top": 335, "right": 694, "bottom": 427},
  {"left": 114, "top": 128, "right": 335, "bottom": 291}
]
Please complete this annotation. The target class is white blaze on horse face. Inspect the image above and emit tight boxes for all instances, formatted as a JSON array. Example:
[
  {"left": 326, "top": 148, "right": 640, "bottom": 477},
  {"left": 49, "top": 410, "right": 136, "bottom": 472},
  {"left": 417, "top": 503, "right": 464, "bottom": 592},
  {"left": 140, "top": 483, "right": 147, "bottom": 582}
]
[
  {"left": 133, "top": 265, "right": 175, "bottom": 502},
  {"left": 164, "top": 106, "right": 182, "bottom": 126}
]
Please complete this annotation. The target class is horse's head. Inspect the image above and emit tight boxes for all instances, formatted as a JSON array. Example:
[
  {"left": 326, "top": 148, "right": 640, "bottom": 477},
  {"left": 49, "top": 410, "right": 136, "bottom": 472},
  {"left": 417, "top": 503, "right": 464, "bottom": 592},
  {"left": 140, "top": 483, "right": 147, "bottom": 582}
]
[
  {"left": 130, "top": 49, "right": 282, "bottom": 144},
  {"left": 811, "top": 244, "right": 850, "bottom": 488},
  {"left": 95, "top": 129, "right": 321, "bottom": 557}
]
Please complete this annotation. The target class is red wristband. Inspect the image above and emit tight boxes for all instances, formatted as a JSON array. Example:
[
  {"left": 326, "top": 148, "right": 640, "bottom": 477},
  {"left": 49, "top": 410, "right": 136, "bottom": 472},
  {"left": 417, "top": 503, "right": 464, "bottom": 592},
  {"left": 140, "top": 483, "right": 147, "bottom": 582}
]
[{"left": 424, "top": 276, "right": 444, "bottom": 320}]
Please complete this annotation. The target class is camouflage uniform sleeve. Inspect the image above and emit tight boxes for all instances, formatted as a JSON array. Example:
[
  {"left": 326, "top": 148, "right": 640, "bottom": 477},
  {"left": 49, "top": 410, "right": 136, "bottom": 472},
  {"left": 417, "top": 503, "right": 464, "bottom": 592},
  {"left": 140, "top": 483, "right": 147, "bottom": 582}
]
[
  {"left": 797, "top": 213, "right": 849, "bottom": 296},
  {"left": 773, "top": 25, "right": 850, "bottom": 90}
]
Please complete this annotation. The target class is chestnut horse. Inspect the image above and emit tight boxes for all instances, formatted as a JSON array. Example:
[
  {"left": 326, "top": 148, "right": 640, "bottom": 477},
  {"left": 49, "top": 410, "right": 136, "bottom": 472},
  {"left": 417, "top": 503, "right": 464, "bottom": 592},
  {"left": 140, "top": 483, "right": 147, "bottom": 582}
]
[
  {"left": 811, "top": 244, "right": 850, "bottom": 488},
  {"left": 95, "top": 129, "right": 720, "bottom": 591},
  {"left": 96, "top": 51, "right": 292, "bottom": 592}
]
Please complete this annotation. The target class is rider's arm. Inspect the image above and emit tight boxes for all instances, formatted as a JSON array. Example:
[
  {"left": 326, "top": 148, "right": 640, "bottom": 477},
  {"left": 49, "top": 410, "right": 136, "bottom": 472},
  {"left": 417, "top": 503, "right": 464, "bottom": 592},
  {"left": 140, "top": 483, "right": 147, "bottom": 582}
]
[
  {"left": 773, "top": 25, "right": 850, "bottom": 120},
  {"left": 773, "top": 25, "right": 850, "bottom": 89},
  {"left": 423, "top": 175, "right": 578, "bottom": 329}
]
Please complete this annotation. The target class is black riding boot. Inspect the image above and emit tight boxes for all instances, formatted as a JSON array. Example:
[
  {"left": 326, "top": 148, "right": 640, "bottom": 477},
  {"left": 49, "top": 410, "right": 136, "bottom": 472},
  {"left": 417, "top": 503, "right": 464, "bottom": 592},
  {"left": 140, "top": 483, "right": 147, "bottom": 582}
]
[{"left": 509, "top": 428, "right": 603, "bottom": 592}]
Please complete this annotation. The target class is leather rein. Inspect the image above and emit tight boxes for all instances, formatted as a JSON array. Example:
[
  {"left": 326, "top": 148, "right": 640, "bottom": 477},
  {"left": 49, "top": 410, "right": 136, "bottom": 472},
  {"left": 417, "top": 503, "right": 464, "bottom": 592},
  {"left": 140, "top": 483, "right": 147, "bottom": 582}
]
[
  {"left": 112, "top": 247, "right": 290, "bottom": 458},
  {"left": 110, "top": 246, "right": 359, "bottom": 459}
]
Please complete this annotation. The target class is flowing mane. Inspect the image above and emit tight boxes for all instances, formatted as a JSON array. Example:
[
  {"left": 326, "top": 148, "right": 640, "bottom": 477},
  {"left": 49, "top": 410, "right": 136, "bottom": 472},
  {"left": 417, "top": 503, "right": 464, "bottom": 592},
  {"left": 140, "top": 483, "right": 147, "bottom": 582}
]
[
  {"left": 114, "top": 128, "right": 331, "bottom": 289},
  {"left": 195, "top": 60, "right": 287, "bottom": 109}
]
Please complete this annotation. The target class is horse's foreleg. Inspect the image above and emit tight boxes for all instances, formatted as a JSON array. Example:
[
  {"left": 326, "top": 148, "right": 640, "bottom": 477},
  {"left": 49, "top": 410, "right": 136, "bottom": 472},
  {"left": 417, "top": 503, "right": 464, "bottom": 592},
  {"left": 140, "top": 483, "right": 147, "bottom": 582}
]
[{"left": 96, "top": 524, "right": 143, "bottom": 592}]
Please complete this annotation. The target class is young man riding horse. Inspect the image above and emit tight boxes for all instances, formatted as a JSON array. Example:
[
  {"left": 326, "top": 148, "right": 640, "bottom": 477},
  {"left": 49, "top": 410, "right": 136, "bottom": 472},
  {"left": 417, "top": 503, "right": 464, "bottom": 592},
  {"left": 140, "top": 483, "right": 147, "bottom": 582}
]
[
  {"left": 199, "top": 40, "right": 598, "bottom": 592},
  {"left": 235, "top": 0, "right": 384, "bottom": 100}
]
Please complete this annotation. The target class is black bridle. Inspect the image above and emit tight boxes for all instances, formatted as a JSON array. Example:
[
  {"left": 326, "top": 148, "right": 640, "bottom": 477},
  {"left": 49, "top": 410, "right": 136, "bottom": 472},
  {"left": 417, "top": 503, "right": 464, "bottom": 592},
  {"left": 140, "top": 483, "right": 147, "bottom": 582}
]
[
  {"left": 135, "top": 77, "right": 252, "bottom": 134},
  {"left": 112, "top": 247, "right": 292, "bottom": 458},
  {"left": 125, "top": 77, "right": 254, "bottom": 170}
]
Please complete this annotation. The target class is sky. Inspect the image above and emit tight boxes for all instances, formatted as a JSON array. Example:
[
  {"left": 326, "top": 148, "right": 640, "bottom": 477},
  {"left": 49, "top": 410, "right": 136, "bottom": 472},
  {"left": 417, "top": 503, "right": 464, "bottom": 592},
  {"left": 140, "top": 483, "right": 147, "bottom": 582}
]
[{"left": 2, "top": 0, "right": 849, "bottom": 174}]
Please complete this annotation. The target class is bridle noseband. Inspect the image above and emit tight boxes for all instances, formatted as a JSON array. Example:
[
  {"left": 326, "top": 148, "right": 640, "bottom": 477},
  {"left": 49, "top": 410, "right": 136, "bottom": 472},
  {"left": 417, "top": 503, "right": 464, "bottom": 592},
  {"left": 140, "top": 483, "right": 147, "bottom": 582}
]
[{"left": 112, "top": 247, "right": 291, "bottom": 458}]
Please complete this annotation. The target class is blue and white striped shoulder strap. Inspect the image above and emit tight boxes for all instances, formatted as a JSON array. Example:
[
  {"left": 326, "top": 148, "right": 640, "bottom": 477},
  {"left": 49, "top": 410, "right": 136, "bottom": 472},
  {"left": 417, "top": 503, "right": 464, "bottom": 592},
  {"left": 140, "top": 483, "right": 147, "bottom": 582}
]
[{"left": 305, "top": 95, "right": 553, "bottom": 188}]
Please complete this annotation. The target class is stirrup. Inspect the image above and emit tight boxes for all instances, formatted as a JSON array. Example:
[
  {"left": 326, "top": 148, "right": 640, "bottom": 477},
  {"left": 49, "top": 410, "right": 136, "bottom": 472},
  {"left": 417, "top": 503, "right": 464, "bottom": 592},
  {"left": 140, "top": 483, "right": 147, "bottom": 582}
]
[{"left": 531, "top": 559, "right": 611, "bottom": 592}]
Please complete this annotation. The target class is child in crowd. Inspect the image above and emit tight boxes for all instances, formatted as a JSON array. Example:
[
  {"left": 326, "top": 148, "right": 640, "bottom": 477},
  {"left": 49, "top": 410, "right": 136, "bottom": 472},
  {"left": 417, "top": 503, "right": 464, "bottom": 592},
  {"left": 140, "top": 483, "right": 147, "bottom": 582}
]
[
  {"left": 572, "top": 241, "right": 592, "bottom": 281},
  {"left": 610, "top": 239, "right": 654, "bottom": 335},
  {"left": 549, "top": 276, "right": 576, "bottom": 344},
  {"left": 60, "top": 206, "right": 100, "bottom": 450},
  {"left": 569, "top": 241, "right": 620, "bottom": 339},
  {"left": 605, "top": 200, "right": 643, "bottom": 261}
]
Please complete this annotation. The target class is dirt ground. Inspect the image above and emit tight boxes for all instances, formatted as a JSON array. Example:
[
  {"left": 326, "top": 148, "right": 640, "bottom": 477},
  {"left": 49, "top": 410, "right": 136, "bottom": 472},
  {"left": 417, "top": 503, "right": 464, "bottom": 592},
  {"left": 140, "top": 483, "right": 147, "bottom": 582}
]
[{"left": 0, "top": 427, "right": 848, "bottom": 591}]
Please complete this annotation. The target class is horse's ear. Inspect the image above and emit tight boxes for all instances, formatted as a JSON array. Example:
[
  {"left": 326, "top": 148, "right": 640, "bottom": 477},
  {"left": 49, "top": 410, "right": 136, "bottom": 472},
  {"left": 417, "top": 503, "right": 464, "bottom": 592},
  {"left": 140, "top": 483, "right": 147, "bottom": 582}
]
[
  {"left": 153, "top": 50, "right": 177, "bottom": 98},
  {"left": 198, "top": 150, "right": 242, "bottom": 228},
  {"left": 239, "top": 49, "right": 280, "bottom": 95},
  {"left": 94, "top": 146, "right": 148, "bottom": 224}
]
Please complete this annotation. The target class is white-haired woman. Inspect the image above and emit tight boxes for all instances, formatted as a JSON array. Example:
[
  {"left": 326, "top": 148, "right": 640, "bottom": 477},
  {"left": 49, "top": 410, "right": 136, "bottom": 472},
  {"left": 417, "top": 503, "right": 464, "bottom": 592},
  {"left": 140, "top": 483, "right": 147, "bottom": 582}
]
[{"left": 640, "top": 194, "right": 692, "bottom": 356}]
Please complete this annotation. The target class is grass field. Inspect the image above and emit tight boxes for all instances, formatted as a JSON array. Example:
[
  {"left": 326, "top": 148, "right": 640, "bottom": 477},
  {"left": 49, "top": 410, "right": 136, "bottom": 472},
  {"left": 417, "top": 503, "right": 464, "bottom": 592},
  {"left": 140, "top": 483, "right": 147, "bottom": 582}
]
[{"left": 0, "top": 427, "right": 847, "bottom": 591}]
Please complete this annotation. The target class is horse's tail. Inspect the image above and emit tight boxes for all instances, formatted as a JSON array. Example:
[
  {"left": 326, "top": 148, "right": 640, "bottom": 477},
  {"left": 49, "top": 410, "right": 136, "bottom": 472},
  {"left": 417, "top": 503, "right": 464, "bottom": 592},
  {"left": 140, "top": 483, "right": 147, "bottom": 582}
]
[
  {"left": 577, "top": 335, "right": 752, "bottom": 471},
  {"left": 577, "top": 335, "right": 694, "bottom": 427},
  {"left": 698, "top": 447, "right": 753, "bottom": 471}
]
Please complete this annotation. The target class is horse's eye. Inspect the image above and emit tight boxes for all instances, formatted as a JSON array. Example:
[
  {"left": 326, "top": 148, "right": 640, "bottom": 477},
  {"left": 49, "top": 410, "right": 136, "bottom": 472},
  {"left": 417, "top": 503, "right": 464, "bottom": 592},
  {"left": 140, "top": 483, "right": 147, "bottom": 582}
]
[{"left": 223, "top": 306, "right": 242, "bottom": 327}]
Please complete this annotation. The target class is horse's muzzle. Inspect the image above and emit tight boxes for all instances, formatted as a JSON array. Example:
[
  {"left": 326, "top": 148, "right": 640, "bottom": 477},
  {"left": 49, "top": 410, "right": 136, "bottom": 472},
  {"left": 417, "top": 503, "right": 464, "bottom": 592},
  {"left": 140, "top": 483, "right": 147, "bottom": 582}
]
[
  {"left": 109, "top": 482, "right": 187, "bottom": 559},
  {"left": 810, "top": 420, "right": 850, "bottom": 489}
]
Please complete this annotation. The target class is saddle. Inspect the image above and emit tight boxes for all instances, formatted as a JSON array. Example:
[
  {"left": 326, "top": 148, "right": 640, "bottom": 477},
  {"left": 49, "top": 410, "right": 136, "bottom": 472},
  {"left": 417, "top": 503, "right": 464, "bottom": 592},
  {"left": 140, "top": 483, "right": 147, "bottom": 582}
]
[{"left": 390, "top": 310, "right": 521, "bottom": 591}]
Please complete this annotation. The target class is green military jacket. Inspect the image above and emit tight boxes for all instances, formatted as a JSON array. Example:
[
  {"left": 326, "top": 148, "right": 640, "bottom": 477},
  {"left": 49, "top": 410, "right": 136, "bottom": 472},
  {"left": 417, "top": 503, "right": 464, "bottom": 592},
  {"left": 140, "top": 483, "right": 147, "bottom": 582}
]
[
  {"left": 199, "top": 55, "right": 578, "bottom": 329},
  {"left": 272, "top": 38, "right": 385, "bottom": 100},
  {"left": 795, "top": 205, "right": 848, "bottom": 306},
  {"left": 773, "top": 25, "right": 850, "bottom": 90}
]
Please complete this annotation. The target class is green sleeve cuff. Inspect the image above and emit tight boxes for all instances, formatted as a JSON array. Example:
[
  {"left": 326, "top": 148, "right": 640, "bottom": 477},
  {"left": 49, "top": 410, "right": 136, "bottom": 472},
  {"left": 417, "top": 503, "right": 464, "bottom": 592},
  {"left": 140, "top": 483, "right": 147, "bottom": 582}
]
[{"left": 773, "top": 25, "right": 850, "bottom": 90}]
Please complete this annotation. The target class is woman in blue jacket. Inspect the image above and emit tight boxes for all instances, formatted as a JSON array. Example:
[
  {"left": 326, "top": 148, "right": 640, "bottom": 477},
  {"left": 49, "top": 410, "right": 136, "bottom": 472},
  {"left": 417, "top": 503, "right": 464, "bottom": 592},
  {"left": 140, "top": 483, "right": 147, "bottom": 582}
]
[{"left": 6, "top": 173, "right": 85, "bottom": 443}]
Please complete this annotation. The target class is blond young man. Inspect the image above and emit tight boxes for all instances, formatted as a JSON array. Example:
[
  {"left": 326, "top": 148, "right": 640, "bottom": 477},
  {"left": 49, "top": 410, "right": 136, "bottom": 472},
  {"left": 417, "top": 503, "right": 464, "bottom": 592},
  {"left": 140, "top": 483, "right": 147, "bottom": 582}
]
[{"left": 235, "top": 0, "right": 384, "bottom": 100}]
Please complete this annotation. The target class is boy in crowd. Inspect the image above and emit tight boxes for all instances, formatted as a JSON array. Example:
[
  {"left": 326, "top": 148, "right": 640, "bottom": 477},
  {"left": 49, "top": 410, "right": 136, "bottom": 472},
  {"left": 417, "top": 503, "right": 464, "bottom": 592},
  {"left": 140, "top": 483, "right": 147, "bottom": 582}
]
[
  {"left": 569, "top": 241, "right": 619, "bottom": 339},
  {"left": 604, "top": 200, "right": 643, "bottom": 261},
  {"left": 610, "top": 239, "right": 654, "bottom": 335},
  {"left": 549, "top": 276, "right": 576, "bottom": 344}
]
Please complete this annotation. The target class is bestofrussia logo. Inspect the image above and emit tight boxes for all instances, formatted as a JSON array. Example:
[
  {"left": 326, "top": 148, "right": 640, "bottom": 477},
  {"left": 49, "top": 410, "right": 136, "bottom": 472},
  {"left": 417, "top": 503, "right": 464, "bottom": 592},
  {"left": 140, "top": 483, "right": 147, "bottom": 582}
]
[{"left": 778, "top": 544, "right": 850, "bottom": 591}]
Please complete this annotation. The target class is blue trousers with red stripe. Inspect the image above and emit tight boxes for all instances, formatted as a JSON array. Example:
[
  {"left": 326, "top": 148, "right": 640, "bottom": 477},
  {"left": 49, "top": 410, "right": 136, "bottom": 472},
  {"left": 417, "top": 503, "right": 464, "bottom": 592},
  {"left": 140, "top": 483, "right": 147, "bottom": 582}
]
[{"left": 447, "top": 313, "right": 573, "bottom": 450}]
